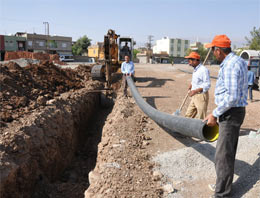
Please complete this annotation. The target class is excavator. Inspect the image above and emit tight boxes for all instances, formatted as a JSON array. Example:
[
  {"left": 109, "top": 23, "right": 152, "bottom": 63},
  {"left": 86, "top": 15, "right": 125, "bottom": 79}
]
[{"left": 91, "top": 29, "right": 134, "bottom": 88}]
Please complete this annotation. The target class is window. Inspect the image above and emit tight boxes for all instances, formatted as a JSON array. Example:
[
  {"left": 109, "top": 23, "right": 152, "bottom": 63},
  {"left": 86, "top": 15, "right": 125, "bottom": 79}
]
[
  {"left": 48, "top": 40, "right": 57, "bottom": 48},
  {"left": 39, "top": 41, "right": 44, "bottom": 47},
  {"left": 9, "top": 41, "right": 14, "bottom": 47},
  {"left": 62, "top": 42, "right": 67, "bottom": 48},
  {"left": 36, "top": 40, "right": 45, "bottom": 47},
  {"left": 28, "top": 41, "right": 33, "bottom": 46}
]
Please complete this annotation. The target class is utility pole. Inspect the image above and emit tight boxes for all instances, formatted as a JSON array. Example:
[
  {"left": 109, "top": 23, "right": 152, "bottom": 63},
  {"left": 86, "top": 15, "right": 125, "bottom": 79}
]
[
  {"left": 147, "top": 35, "right": 153, "bottom": 50},
  {"left": 43, "top": 22, "right": 49, "bottom": 53},
  {"left": 43, "top": 22, "right": 49, "bottom": 36}
]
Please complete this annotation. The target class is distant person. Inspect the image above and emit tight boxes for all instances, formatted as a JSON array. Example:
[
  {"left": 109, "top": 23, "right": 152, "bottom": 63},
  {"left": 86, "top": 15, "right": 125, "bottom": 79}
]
[
  {"left": 248, "top": 66, "right": 255, "bottom": 102},
  {"left": 204, "top": 35, "right": 248, "bottom": 198},
  {"left": 121, "top": 55, "right": 135, "bottom": 96},
  {"left": 184, "top": 52, "right": 211, "bottom": 119},
  {"left": 121, "top": 42, "right": 131, "bottom": 59}
]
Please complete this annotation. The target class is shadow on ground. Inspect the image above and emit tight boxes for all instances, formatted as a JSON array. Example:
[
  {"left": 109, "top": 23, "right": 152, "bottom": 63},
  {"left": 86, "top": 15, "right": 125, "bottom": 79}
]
[
  {"left": 161, "top": 126, "right": 259, "bottom": 198},
  {"left": 135, "top": 76, "right": 174, "bottom": 88}
]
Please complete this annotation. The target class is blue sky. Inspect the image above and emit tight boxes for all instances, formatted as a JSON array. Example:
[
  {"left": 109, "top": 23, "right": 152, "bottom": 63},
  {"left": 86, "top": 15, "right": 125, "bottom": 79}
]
[{"left": 0, "top": 0, "right": 259, "bottom": 47}]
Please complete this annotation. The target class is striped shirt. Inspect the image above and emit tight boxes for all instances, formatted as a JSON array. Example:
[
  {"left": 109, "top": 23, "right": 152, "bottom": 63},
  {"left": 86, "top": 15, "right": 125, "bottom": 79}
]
[
  {"left": 213, "top": 52, "right": 248, "bottom": 117},
  {"left": 121, "top": 61, "right": 135, "bottom": 74},
  {"left": 191, "top": 64, "right": 211, "bottom": 93}
]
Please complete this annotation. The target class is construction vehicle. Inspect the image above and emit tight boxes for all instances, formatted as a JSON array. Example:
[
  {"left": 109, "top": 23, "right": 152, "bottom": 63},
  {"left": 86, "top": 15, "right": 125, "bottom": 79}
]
[
  {"left": 240, "top": 50, "right": 260, "bottom": 89},
  {"left": 91, "top": 29, "right": 134, "bottom": 87}
]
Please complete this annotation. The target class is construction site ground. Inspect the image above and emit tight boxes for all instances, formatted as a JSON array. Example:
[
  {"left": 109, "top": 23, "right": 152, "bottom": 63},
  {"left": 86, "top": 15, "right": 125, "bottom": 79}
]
[
  {"left": 85, "top": 63, "right": 260, "bottom": 198},
  {"left": 0, "top": 61, "right": 259, "bottom": 198},
  {"left": 131, "top": 63, "right": 260, "bottom": 198}
]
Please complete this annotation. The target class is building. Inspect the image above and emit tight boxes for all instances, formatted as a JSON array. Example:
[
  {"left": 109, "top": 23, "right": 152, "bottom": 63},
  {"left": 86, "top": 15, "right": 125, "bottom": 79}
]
[
  {"left": 190, "top": 42, "right": 203, "bottom": 51},
  {"left": 88, "top": 42, "right": 104, "bottom": 60},
  {"left": 153, "top": 37, "right": 190, "bottom": 58},
  {"left": 15, "top": 32, "right": 72, "bottom": 56},
  {"left": 0, "top": 35, "right": 4, "bottom": 60},
  {"left": 0, "top": 35, "right": 26, "bottom": 60},
  {"left": 152, "top": 53, "right": 170, "bottom": 64},
  {"left": 136, "top": 48, "right": 153, "bottom": 64}
]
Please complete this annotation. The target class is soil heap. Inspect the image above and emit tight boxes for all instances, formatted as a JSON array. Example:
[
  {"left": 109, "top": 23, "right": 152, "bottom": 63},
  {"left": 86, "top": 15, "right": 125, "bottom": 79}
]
[{"left": 0, "top": 61, "right": 92, "bottom": 128}]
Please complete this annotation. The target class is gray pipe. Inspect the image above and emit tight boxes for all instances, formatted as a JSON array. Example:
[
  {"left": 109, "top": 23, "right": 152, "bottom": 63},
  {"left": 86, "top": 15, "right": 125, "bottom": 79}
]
[{"left": 126, "top": 76, "right": 219, "bottom": 142}]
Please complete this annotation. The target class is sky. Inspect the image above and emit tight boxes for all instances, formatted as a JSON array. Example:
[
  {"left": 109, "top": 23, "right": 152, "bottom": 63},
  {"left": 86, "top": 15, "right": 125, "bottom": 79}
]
[{"left": 0, "top": 0, "right": 259, "bottom": 48}]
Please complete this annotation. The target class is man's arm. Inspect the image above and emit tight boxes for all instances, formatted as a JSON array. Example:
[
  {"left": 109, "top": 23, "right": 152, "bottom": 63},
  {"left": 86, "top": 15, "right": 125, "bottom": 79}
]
[
  {"left": 129, "top": 62, "right": 135, "bottom": 75},
  {"left": 201, "top": 68, "right": 211, "bottom": 92},
  {"left": 121, "top": 62, "right": 126, "bottom": 74}
]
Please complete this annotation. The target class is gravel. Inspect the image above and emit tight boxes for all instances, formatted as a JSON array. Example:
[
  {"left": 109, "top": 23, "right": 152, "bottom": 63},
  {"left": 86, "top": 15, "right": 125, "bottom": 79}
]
[{"left": 153, "top": 135, "right": 260, "bottom": 198}]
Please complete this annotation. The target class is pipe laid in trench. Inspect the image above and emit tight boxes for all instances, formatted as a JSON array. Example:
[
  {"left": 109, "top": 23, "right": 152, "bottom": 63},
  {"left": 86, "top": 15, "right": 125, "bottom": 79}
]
[{"left": 126, "top": 76, "right": 219, "bottom": 142}]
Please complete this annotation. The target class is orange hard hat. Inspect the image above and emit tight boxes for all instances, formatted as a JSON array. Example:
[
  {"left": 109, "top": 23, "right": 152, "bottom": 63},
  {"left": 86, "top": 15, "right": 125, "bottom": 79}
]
[
  {"left": 205, "top": 35, "right": 231, "bottom": 48},
  {"left": 185, "top": 52, "right": 200, "bottom": 60}
]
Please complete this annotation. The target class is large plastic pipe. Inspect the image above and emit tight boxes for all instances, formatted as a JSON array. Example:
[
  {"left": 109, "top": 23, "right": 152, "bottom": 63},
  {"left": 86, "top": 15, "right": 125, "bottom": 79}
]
[{"left": 126, "top": 76, "right": 219, "bottom": 142}]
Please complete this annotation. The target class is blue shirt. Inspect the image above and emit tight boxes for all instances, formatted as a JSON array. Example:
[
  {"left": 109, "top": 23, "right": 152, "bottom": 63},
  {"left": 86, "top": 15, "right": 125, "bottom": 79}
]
[
  {"left": 191, "top": 64, "right": 211, "bottom": 93},
  {"left": 248, "top": 70, "right": 255, "bottom": 85},
  {"left": 121, "top": 61, "right": 135, "bottom": 74},
  {"left": 213, "top": 52, "right": 248, "bottom": 117}
]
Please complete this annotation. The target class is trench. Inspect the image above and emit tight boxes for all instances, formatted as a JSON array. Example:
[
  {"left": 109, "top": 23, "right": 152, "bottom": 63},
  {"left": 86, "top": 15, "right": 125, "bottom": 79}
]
[
  {"left": 0, "top": 87, "right": 114, "bottom": 198},
  {"left": 32, "top": 100, "right": 113, "bottom": 198}
]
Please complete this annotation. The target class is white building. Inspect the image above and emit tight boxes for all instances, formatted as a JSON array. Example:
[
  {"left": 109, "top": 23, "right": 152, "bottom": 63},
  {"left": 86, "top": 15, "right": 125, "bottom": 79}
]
[{"left": 153, "top": 37, "right": 190, "bottom": 57}]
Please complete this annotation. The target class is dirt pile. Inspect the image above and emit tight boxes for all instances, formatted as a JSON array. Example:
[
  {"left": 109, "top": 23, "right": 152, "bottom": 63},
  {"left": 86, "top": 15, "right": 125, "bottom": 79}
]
[
  {"left": 4, "top": 51, "right": 65, "bottom": 65},
  {"left": 84, "top": 95, "right": 163, "bottom": 198},
  {"left": 0, "top": 61, "right": 92, "bottom": 127}
]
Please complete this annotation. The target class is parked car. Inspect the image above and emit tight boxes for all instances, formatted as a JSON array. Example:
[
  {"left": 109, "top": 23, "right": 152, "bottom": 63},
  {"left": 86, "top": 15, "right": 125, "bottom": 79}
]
[
  {"left": 180, "top": 60, "right": 188, "bottom": 64},
  {"left": 59, "top": 55, "right": 74, "bottom": 62}
]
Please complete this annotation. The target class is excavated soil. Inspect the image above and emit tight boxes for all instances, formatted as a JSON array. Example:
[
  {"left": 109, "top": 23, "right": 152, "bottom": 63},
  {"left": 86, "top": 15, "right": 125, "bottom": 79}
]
[
  {"left": 0, "top": 60, "right": 103, "bottom": 197},
  {"left": 0, "top": 61, "right": 91, "bottom": 126},
  {"left": 84, "top": 95, "right": 163, "bottom": 198}
]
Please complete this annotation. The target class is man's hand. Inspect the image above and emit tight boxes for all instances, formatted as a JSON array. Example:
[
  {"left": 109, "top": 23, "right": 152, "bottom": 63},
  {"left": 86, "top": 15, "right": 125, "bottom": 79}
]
[
  {"left": 189, "top": 88, "right": 203, "bottom": 97},
  {"left": 204, "top": 114, "right": 217, "bottom": 127},
  {"left": 189, "top": 90, "right": 197, "bottom": 97}
]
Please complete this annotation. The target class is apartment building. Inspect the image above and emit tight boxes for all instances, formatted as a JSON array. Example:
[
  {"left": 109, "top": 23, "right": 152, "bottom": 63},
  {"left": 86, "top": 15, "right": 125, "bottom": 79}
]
[
  {"left": 153, "top": 37, "right": 190, "bottom": 57},
  {"left": 15, "top": 32, "right": 72, "bottom": 56}
]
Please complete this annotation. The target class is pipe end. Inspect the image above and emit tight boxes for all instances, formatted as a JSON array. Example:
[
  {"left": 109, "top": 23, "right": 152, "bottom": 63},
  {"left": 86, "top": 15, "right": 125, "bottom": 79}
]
[{"left": 203, "top": 124, "right": 219, "bottom": 142}]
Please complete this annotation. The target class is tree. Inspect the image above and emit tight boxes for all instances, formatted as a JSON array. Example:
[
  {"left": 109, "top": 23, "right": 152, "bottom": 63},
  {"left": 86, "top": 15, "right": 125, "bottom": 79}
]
[
  {"left": 133, "top": 49, "right": 140, "bottom": 59},
  {"left": 72, "top": 35, "right": 91, "bottom": 56},
  {"left": 245, "top": 26, "right": 260, "bottom": 50}
]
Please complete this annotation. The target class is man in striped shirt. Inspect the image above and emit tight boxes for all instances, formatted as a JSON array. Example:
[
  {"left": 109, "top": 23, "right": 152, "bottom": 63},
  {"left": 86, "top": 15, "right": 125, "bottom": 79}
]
[
  {"left": 184, "top": 52, "right": 211, "bottom": 119},
  {"left": 204, "top": 35, "right": 248, "bottom": 198}
]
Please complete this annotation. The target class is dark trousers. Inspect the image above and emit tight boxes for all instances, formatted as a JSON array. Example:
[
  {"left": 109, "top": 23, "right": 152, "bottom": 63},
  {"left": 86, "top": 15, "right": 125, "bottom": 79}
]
[
  {"left": 123, "top": 74, "right": 134, "bottom": 96},
  {"left": 248, "top": 85, "right": 253, "bottom": 100},
  {"left": 215, "top": 107, "right": 245, "bottom": 198}
]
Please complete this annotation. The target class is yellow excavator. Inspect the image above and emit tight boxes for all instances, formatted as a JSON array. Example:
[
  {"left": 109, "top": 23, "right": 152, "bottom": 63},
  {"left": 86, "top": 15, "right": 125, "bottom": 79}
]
[{"left": 91, "top": 29, "right": 134, "bottom": 88}]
